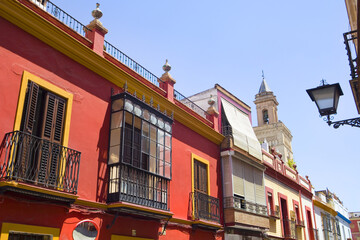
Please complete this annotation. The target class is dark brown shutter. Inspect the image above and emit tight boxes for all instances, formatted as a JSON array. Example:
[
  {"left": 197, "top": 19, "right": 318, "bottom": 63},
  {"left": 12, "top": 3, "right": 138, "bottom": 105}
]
[
  {"left": 17, "top": 82, "right": 40, "bottom": 179},
  {"left": 23, "top": 82, "right": 40, "bottom": 134},
  {"left": 194, "top": 160, "right": 208, "bottom": 194},
  {"left": 38, "top": 92, "right": 66, "bottom": 186}
]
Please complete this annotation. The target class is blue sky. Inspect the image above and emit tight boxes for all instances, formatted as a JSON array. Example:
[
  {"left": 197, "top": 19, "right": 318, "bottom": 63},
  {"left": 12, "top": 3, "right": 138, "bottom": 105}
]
[{"left": 57, "top": 1, "right": 358, "bottom": 211}]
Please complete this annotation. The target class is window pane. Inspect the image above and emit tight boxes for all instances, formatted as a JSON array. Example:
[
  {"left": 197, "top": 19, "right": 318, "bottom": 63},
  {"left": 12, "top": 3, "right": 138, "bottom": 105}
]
[
  {"left": 157, "top": 118, "right": 164, "bottom": 129},
  {"left": 125, "top": 111, "right": 133, "bottom": 125},
  {"left": 143, "top": 109, "right": 150, "bottom": 120},
  {"left": 142, "top": 121, "right": 149, "bottom": 137},
  {"left": 112, "top": 98, "right": 123, "bottom": 112},
  {"left": 149, "top": 156, "right": 156, "bottom": 173},
  {"left": 110, "top": 128, "right": 121, "bottom": 146},
  {"left": 109, "top": 145, "right": 120, "bottom": 164},
  {"left": 165, "top": 147, "right": 171, "bottom": 163},
  {"left": 157, "top": 129, "right": 164, "bottom": 145},
  {"left": 134, "top": 105, "right": 142, "bottom": 117},
  {"left": 165, "top": 162, "right": 171, "bottom": 178},
  {"left": 165, "top": 133, "right": 171, "bottom": 147},
  {"left": 150, "top": 125, "right": 157, "bottom": 141},
  {"left": 111, "top": 111, "right": 123, "bottom": 129},
  {"left": 124, "top": 99, "right": 133, "bottom": 112},
  {"left": 141, "top": 153, "right": 149, "bottom": 170},
  {"left": 157, "top": 145, "right": 164, "bottom": 160},
  {"left": 142, "top": 137, "right": 149, "bottom": 153},
  {"left": 150, "top": 114, "right": 157, "bottom": 125},
  {"left": 165, "top": 122, "right": 172, "bottom": 133},
  {"left": 150, "top": 141, "right": 156, "bottom": 157},
  {"left": 134, "top": 116, "right": 141, "bottom": 130},
  {"left": 159, "top": 159, "right": 164, "bottom": 176}
]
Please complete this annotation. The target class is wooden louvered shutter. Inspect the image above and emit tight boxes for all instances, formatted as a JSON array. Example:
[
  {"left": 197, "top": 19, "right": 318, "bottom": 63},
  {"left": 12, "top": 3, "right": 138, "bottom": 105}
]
[
  {"left": 194, "top": 160, "right": 208, "bottom": 194},
  {"left": 17, "top": 82, "right": 40, "bottom": 179},
  {"left": 233, "top": 159, "right": 244, "bottom": 196},
  {"left": 23, "top": 82, "right": 40, "bottom": 134},
  {"left": 37, "top": 92, "right": 66, "bottom": 185},
  {"left": 254, "top": 168, "right": 265, "bottom": 205},
  {"left": 244, "top": 163, "right": 255, "bottom": 203}
]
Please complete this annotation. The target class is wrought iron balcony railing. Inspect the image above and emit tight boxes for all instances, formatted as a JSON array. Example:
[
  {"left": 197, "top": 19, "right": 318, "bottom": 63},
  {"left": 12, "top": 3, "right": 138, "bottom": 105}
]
[
  {"left": 174, "top": 90, "right": 211, "bottom": 120},
  {"left": 191, "top": 191, "right": 220, "bottom": 223},
  {"left": 104, "top": 40, "right": 161, "bottom": 87},
  {"left": 0, "top": 131, "right": 81, "bottom": 194},
  {"left": 314, "top": 228, "right": 319, "bottom": 240},
  {"left": 344, "top": 30, "right": 358, "bottom": 79},
  {"left": 221, "top": 125, "right": 233, "bottom": 137},
  {"left": 282, "top": 219, "right": 296, "bottom": 239},
  {"left": 103, "top": 40, "right": 211, "bottom": 121},
  {"left": 296, "top": 219, "right": 305, "bottom": 227},
  {"left": 108, "top": 164, "right": 170, "bottom": 211},
  {"left": 224, "top": 195, "right": 268, "bottom": 216},
  {"left": 30, "top": 0, "right": 91, "bottom": 37}
]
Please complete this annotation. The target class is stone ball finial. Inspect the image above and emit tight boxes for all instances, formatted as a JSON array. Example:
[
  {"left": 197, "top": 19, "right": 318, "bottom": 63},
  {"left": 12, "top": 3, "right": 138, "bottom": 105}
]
[
  {"left": 208, "top": 95, "right": 215, "bottom": 106},
  {"left": 92, "top": 3, "right": 103, "bottom": 20},
  {"left": 162, "top": 59, "right": 171, "bottom": 73}
]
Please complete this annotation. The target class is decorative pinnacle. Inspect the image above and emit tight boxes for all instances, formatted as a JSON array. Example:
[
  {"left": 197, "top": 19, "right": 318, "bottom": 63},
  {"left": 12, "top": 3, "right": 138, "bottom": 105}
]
[
  {"left": 262, "top": 70, "right": 265, "bottom": 79},
  {"left": 162, "top": 59, "right": 171, "bottom": 73},
  {"left": 92, "top": 3, "right": 103, "bottom": 20}
]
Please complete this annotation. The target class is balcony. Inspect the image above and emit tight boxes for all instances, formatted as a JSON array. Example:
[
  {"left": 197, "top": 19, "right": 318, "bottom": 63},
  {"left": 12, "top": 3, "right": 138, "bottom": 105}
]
[
  {"left": 223, "top": 195, "right": 269, "bottom": 230},
  {"left": 282, "top": 219, "right": 296, "bottom": 239},
  {"left": 269, "top": 208, "right": 280, "bottom": 219},
  {"left": 296, "top": 219, "right": 305, "bottom": 228},
  {"left": 0, "top": 131, "right": 81, "bottom": 196},
  {"left": 191, "top": 191, "right": 220, "bottom": 223},
  {"left": 107, "top": 164, "right": 171, "bottom": 219},
  {"left": 224, "top": 196, "right": 268, "bottom": 216}
]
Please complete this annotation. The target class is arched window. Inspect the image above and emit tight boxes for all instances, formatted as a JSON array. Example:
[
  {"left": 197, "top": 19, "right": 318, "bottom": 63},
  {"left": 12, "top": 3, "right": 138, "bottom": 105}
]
[{"left": 263, "top": 110, "right": 269, "bottom": 124}]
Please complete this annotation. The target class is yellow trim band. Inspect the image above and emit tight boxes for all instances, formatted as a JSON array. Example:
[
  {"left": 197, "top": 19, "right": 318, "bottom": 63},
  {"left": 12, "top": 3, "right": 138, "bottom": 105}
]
[
  {"left": 111, "top": 236, "right": 153, "bottom": 240},
  {"left": 0, "top": 181, "right": 78, "bottom": 200},
  {"left": 0, "top": 222, "right": 60, "bottom": 240}
]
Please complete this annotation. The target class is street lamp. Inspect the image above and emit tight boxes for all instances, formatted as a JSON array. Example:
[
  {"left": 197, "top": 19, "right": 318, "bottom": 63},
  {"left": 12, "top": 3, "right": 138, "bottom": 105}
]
[{"left": 306, "top": 80, "right": 360, "bottom": 128}]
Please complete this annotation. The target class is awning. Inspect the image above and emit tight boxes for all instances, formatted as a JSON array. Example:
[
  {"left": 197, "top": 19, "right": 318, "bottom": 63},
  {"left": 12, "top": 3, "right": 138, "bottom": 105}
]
[{"left": 221, "top": 98, "right": 262, "bottom": 160}]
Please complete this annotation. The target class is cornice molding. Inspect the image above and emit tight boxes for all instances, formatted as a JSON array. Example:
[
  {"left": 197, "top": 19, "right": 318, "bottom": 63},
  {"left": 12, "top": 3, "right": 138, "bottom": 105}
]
[{"left": 0, "top": 0, "right": 224, "bottom": 144}]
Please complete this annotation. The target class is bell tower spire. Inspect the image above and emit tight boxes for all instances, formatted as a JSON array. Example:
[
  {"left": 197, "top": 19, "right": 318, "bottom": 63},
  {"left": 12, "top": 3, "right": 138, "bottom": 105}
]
[{"left": 254, "top": 72, "right": 278, "bottom": 126}]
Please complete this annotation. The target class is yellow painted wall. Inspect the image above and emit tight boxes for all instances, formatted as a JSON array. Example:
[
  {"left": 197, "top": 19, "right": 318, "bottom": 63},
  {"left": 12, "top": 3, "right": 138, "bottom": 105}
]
[{"left": 265, "top": 175, "right": 302, "bottom": 239}]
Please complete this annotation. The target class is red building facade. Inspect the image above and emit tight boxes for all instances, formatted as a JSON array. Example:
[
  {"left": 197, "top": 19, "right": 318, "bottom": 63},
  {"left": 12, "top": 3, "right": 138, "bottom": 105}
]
[{"left": 0, "top": 0, "right": 224, "bottom": 239}]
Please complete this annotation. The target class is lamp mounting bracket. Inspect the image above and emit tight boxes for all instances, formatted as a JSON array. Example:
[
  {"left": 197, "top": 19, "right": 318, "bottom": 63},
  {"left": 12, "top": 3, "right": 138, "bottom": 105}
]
[{"left": 325, "top": 116, "right": 360, "bottom": 128}]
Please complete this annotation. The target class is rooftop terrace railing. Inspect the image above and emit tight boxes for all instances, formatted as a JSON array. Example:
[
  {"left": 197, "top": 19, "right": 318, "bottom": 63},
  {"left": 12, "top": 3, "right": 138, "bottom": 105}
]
[
  {"left": 104, "top": 40, "right": 161, "bottom": 87},
  {"left": 174, "top": 90, "right": 211, "bottom": 120},
  {"left": 104, "top": 40, "right": 211, "bottom": 121},
  {"left": 28, "top": 0, "right": 211, "bottom": 123},
  {"left": 41, "top": 0, "right": 90, "bottom": 36}
]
